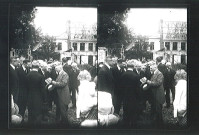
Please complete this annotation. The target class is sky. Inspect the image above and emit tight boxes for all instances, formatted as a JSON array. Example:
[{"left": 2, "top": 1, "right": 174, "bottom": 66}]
[
  {"left": 34, "top": 7, "right": 97, "bottom": 37},
  {"left": 126, "top": 8, "right": 187, "bottom": 36}
]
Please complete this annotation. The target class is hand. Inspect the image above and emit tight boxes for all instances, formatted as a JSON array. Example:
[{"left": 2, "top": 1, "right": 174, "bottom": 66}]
[
  {"left": 140, "top": 77, "right": 147, "bottom": 84},
  {"left": 146, "top": 80, "right": 151, "bottom": 84},
  {"left": 51, "top": 81, "right": 56, "bottom": 85}
]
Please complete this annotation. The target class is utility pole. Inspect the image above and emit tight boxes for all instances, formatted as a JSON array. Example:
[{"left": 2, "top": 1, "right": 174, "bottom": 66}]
[
  {"left": 121, "top": 44, "right": 124, "bottom": 59},
  {"left": 27, "top": 45, "right": 32, "bottom": 61}
]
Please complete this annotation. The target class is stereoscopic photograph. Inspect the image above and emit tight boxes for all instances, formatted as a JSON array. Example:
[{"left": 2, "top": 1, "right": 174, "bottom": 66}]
[
  {"left": 9, "top": 5, "right": 97, "bottom": 128},
  {"left": 97, "top": 7, "right": 187, "bottom": 129},
  {"left": 9, "top": 3, "right": 187, "bottom": 130}
]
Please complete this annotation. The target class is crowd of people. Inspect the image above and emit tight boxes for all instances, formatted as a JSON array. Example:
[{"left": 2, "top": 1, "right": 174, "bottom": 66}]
[
  {"left": 97, "top": 56, "right": 187, "bottom": 128},
  {"left": 10, "top": 55, "right": 187, "bottom": 128},
  {"left": 10, "top": 57, "right": 98, "bottom": 126}
]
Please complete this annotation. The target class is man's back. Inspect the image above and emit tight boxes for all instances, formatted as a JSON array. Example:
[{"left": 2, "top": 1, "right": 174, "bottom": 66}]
[
  {"left": 121, "top": 70, "right": 140, "bottom": 101},
  {"left": 98, "top": 65, "right": 114, "bottom": 95}
]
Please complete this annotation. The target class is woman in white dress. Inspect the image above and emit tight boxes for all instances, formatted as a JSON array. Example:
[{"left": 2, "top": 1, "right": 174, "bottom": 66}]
[
  {"left": 173, "top": 69, "right": 187, "bottom": 127},
  {"left": 76, "top": 70, "right": 97, "bottom": 125}
]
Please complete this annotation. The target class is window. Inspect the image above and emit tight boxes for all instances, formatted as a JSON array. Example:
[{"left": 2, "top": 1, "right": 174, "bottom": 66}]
[
  {"left": 58, "top": 42, "right": 62, "bottom": 50},
  {"left": 165, "top": 42, "right": 170, "bottom": 50},
  {"left": 80, "top": 43, "right": 85, "bottom": 51},
  {"left": 173, "top": 42, "right": 177, "bottom": 50},
  {"left": 89, "top": 43, "right": 93, "bottom": 51},
  {"left": 181, "top": 42, "right": 186, "bottom": 50},
  {"left": 181, "top": 55, "right": 186, "bottom": 64},
  {"left": 73, "top": 43, "right": 77, "bottom": 51},
  {"left": 150, "top": 42, "right": 154, "bottom": 50}
]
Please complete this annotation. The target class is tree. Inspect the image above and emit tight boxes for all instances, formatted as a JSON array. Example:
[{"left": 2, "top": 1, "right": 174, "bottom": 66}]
[
  {"left": 9, "top": 4, "right": 40, "bottom": 57},
  {"left": 98, "top": 5, "right": 133, "bottom": 57},
  {"left": 125, "top": 35, "right": 152, "bottom": 60},
  {"left": 33, "top": 35, "right": 56, "bottom": 60}
]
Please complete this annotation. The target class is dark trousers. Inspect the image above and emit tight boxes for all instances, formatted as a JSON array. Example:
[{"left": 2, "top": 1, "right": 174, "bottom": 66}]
[
  {"left": 17, "top": 90, "right": 28, "bottom": 117},
  {"left": 165, "top": 86, "right": 175, "bottom": 107},
  {"left": 142, "top": 89, "right": 153, "bottom": 109},
  {"left": 28, "top": 105, "right": 42, "bottom": 124},
  {"left": 71, "top": 87, "right": 77, "bottom": 107},
  {"left": 151, "top": 100, "right": 163, "bottom": 126},
  {"left": 58, "top": 98, "right": 69, "bottom": 123},
  {"left": 123, "top": 102, "right": 138, "bottom": 127},
  {"left": 48, "top": 90, "right": 58, "bottom": 110},
  {"left": 113, "top": 91, "right": 123, "bottom": 114}
]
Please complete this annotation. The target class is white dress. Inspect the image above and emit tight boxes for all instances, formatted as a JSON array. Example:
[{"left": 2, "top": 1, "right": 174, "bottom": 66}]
[
  {"left": 173, "top": 79, "right": 187, "bottom": 118},
  {"left": 76, "top": 80, "right": 97, "bottom": 118}
]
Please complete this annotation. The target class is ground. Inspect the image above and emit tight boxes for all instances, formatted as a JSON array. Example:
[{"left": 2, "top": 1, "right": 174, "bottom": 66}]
[{"left": 22, "top": 100, "right": 179, "bottom": 129}]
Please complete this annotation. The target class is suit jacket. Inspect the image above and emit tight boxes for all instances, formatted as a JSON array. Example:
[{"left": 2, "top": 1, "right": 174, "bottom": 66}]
[
  {"left": 112, "top": 65, "right": 124, "bottom": 94},
  {"left": 120, "top": 70, "right": 140, "bottom": 105},
  {"left": 164, "top": 68, "right": 176, "bottom": 88},
  {"left": 16, "top": 66, "right": 28, "bottom": 104},
  {"left": 70, "top": 69, "right": 80, "bottom": 90},
  {"left": 63, "top": 64, "right": 72, "bottom": 77},
  {"left": 157, "top": 63, "right": 167, "bottom": 75},
  {"left": 9, "top": 65, "right": 19, "bottom": 103},
  {"left": 98, "top": 65, "right": 114, "bottom": 95},
  {"left": 53, "top": 70, "right": 70, "bottom": 105},
  {"left": 26, "top": 70, "right": 46, "bottom": 116},
  {"left": 149, "top": 69, "right": 165, "bottom": 104}
]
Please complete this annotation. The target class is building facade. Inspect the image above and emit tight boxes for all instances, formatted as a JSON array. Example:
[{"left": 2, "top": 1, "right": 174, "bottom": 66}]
[
  {"left": 55, "top": 33, "right": 97, "bottom": 66},
  {"left": 147, "top": 20, "right": 187, "bottom": 64}
]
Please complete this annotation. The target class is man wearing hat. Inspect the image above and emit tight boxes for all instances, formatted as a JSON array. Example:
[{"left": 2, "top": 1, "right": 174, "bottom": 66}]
[
  {"left": 26, "top": 60, "right": 46, "bottom": 124},
  {"left": 120, "top": 60, "right": 140, "bottom": 127}
]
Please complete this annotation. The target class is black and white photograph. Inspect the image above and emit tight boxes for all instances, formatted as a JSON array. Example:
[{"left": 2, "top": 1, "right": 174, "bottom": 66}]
[
  {"left": 9, "top": 5, "right": 98, "bottom": 128},
  {"left": 7, "top": 2, "right": 188, "bottom": 131},
  {"left": 97, "top": 7, "right": 187, "bottom": 129}
]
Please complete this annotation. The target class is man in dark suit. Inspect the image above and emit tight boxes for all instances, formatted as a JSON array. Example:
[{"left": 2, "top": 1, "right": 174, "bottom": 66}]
[
  {"left": 51, "top": 64, "right": 70, "bottom": 124},
  {"left": 98, "top": 56, "right": 115, "bottom": 97},
  {"left": 164, "top": 62, "right": 176, "bottom": 108},
  {"left": 16, "top": 59, "right": 29, "bottom": 119},
  {"left": 112, "top": 58, "right": 126, "bottom": 115},
  {"left": 26, "top": 61, "right": 46, "bottom": 124},
  {"left": 145, "top": 64, "right": 165, "bottom": 127},
  {"left": 38, "top": 62, "right": 50, "bottom": 121},
  {"left": 62, "top": 58, "right": 73, "bottom": 100},
  {"left": 10, "top": 58, "right": 19, "bottom": 103},
  {"left": 120, "top": 60, "right": 140, "bottom": 127},
  {"left": 62, "top": 58, "right": 73, "bottom": 77},
  {"left": 156, "top": 56, "right": 167, "bottom": 75},
  {"left": 70, "top": 62, "right": 80, "bottom": 108}
]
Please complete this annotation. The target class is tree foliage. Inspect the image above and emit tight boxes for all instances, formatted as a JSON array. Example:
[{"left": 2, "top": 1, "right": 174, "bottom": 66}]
[
  {"left": 125, "top": 35, "right": 153, "bottom": 60},
  {"left": 98, "top": 5, "right": 133, "bottom": 57},
  {"left": 9, "top": 4, "right": 40, "bottom": 56},
  {"left": 32, "top": 35, "right": 57, "bottom": 60}
]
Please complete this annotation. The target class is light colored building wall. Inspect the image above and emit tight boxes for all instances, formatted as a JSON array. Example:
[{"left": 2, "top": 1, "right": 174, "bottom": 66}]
[
  {"left": 148, "top": 38, "right": 160, "bottom": 51},
  {"left": 55, "top": 39, "right": 68, "bottom": 52}
]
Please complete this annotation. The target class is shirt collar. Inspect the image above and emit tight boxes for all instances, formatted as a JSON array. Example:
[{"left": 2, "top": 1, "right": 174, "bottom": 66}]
[
  {"left": 22, "top": 65, "right": 26, "bottom": 71},
  {"left": 154, "top": 69, "right": 159, "bottom": 74},
  {"left": 117, "top": 65, "right": 121, "bottom": 70},
  {"left": 10, "top": 64, "right": 15, "bottom": 70},
  {"left": 104, "top": 63, "right": 111, "bottom": 69},
  {"left": 127, "top": 68, "right": 134, "bottom": 71}
]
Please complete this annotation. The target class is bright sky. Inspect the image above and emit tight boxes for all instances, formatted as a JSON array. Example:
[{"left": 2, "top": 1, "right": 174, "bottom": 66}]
[
  {"left": 126, "top": 8, "right": 187, "bottom": 36},
  {"left": 34, "top": 7, "right": 97, "bottom": 36}
]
